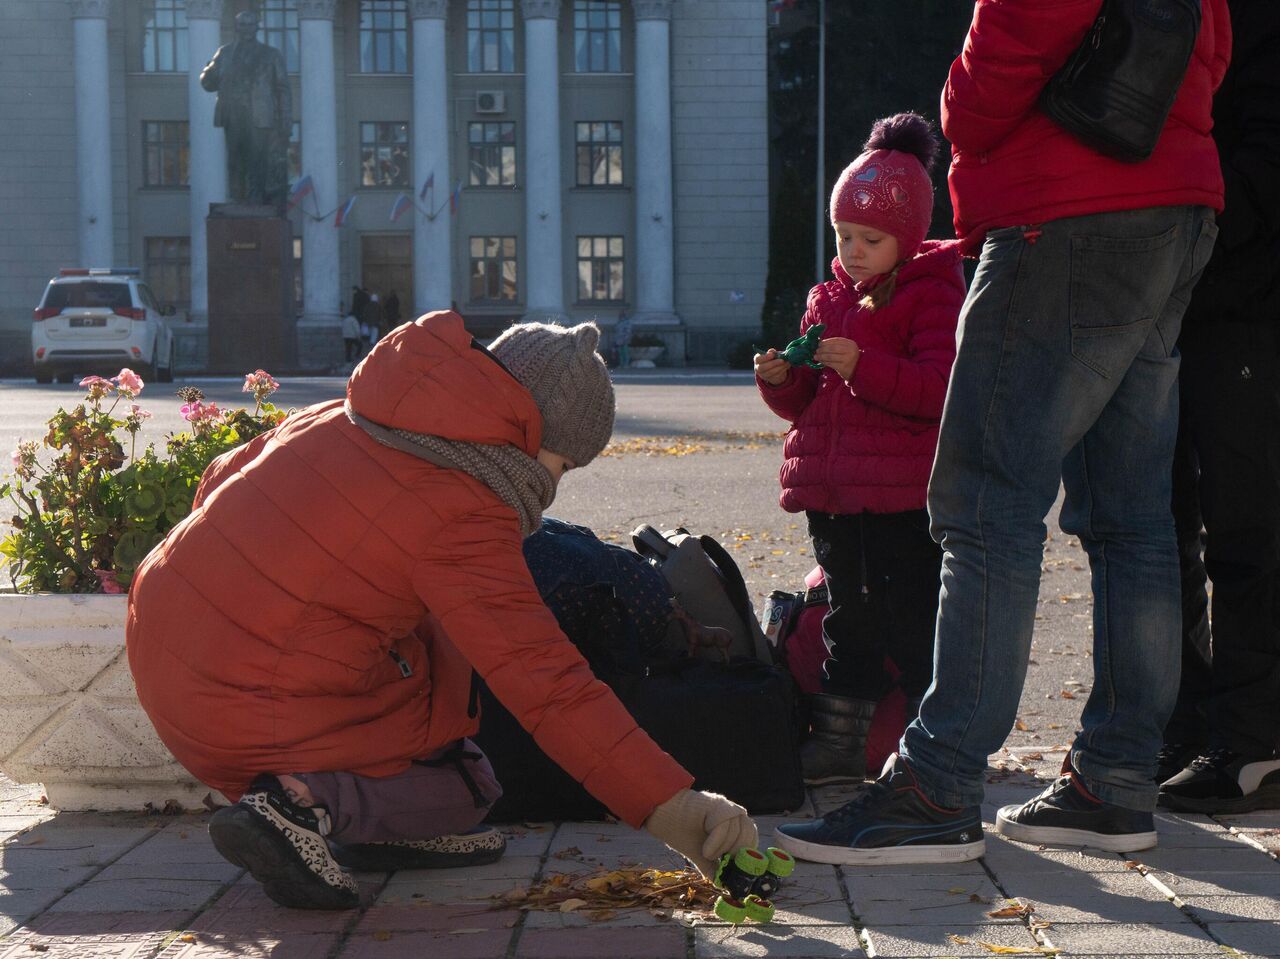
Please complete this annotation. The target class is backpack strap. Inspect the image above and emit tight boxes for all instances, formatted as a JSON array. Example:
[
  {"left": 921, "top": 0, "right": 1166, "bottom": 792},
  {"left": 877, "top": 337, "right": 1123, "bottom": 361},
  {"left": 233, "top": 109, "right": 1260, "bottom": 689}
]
[{"left": 694, "top": 534, "right": 775, "bottom": 664}]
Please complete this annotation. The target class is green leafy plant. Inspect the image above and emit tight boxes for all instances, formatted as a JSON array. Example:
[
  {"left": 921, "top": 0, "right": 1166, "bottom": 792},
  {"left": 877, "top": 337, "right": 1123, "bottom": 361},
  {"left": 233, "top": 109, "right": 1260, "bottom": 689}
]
[{"left": 2, "top": 369, "right": 286, "bottom": 593}]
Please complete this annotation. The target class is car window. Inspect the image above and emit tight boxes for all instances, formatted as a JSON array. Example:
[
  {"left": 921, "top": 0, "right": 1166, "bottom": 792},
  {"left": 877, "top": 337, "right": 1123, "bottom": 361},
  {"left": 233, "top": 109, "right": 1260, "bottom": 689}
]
[
  {"left": 137, "top": 284, "right": 159, "bottom": 312},
  {"left": 43, "top": 282, "right": 132, "bottom": 311}
]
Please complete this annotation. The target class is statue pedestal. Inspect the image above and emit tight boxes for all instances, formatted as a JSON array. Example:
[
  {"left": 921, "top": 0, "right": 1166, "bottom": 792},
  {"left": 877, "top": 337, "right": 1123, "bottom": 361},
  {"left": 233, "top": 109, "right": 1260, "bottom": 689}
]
[{"left": 206, "top": 204, "right": 296, "bottom": 373}]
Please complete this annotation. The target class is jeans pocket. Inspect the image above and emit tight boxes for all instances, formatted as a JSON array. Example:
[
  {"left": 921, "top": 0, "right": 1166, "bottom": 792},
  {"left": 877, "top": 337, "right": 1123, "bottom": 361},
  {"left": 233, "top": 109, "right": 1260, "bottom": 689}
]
[{"left": 1069, "top": 223, "right": 1182, "bottom": 377}]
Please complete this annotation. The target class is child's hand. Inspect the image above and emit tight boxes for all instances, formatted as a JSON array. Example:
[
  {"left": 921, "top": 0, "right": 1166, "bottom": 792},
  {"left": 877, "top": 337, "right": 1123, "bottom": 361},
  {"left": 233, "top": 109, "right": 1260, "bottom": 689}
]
[
  {"left": 813, "top": 337, "right": 861, "bottom": 382},
  {"left": 754, "top": 349, "right": 791, "bottom": 386}
]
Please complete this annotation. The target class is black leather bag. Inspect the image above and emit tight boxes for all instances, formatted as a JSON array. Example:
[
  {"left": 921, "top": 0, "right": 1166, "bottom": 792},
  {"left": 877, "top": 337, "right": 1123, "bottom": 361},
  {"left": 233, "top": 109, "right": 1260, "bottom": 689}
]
[{"left": 1040, "top": 0, "right": 1202, "bottom": 162}]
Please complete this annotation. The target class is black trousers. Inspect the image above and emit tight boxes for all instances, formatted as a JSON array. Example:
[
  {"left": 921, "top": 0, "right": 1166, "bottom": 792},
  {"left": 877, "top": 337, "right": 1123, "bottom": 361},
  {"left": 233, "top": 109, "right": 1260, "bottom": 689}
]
[
  {"left": 806, "top": 509, "right": 941, "bottom": 702},
  {"left": 1168, "top": 319, "right": 1280, "bottom": 756}
]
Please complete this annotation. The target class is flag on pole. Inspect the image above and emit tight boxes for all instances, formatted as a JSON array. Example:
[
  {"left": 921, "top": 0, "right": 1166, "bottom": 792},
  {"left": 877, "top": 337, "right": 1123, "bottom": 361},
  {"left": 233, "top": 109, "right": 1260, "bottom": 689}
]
[
  {"left": 389, "top": 193, "right": 412, "bottom": 222},
  {"left": 333, "top": 195, "right": 357, "bottom": 227},
  {"left": 419, "top": 172, "right": 435, "bottom": 202},
  {"left": 449, "top": 181, "right": 462, "bottom": 216},
  {"left": 287, "top": 174, "right": 314, "bottom": 209}
]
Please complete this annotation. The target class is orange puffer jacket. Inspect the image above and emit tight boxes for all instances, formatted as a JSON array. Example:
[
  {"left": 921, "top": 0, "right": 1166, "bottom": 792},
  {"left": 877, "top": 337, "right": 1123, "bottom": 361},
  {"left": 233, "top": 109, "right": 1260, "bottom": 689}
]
[{"left": 125, "top": 311, "right": 692, "bottom": 827}]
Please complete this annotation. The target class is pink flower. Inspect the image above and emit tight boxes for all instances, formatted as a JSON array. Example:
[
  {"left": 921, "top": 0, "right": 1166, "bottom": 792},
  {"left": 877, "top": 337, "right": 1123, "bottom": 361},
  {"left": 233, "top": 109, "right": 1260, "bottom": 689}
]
[
  {"left": 113, "top": 368, "right": 145, "bottom": 396},
  {"left": 129, "top": 404, "right": 152, "bottom": 421},
  {"left": 180, "top": 401, "right": 202, "bottom": 422},
  {"left": 9, "top": 449, "right": 19, "bottom": 469},
  {"left": 242, "top": 369, "right": 281, "bottom": 401},
  {"left": 79, "top": 375, "right": 113, "bottom": 400},
  {"left": 93, "top": 569, "right": 125, "bottom": 594}
]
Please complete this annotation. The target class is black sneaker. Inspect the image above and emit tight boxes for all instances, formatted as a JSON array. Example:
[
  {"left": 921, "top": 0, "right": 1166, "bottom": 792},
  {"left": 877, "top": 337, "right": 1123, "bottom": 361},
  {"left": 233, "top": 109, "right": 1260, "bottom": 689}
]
[
  {"left": 1158, "top": 748, "right": 1280, "bottom": 814},
  {"left": 1155, "top": 742, "right": 1203, "bottom": 786},
  {"left": 208, "top": 776, "right": 359, "bottom": 910},
  {"left": 774, "top": 753, "right": 984, "bottom": 865},
  {"left": 331, "top": 825, "right": 507, "bottom": 871},
  {"left": 996, "top": 761, "right": 1156, "bottom": 852}
]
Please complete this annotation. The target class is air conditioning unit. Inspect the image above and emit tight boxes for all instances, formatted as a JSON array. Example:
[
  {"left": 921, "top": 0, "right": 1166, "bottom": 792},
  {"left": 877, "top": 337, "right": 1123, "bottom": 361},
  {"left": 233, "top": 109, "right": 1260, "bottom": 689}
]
[{"left": 476, "top": 90, "right": 506, "bottom": 114}]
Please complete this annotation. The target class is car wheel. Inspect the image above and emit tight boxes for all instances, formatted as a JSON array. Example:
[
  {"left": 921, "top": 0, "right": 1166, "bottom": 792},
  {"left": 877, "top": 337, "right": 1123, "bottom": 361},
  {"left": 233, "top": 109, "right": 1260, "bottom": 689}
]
[
  {"left": 55, "top": 371, "right": 74, "bottom": 384},
  {"left": 157, "top": 340, "right": 175, "bottom": 383},
  {"left": 35, "top": 367, "right": 53, "bottom": 385}
]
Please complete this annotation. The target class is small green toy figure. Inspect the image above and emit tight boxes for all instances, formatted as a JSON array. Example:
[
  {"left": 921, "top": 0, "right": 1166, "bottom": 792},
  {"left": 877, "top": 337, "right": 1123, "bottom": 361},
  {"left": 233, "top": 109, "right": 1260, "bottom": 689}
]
[
  {"left": 757, "top": 324, "right": 826, "bottom": 369},
  {"left": 711, "top": 846, "right": 796, "bottom": 924}
]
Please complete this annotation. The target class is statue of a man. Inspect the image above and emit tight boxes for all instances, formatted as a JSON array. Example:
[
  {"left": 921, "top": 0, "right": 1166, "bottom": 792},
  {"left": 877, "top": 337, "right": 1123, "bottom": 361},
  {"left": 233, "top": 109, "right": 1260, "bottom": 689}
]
[{"left": 200, "top": 11, "right": 292, "bottom": 210}]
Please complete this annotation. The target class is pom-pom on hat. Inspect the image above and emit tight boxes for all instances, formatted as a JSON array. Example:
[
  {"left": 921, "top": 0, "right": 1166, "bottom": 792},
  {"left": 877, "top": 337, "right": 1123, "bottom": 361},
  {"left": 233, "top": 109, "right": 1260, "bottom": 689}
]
[
  {"left": 829, "top": 112, "right": 939, "bottom": 260},
  {"left": 488, "top": 321, "right": 616, "bottom": 467}
]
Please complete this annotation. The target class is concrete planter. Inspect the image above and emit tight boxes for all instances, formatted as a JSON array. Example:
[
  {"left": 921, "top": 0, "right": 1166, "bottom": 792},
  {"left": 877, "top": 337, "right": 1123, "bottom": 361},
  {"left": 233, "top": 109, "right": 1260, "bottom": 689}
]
[
  {"left": 628, "top": 345, "right": 665, "bottom": 368},
  {"left": 0, "top": 593, "right": 204, "bottom": 811}
]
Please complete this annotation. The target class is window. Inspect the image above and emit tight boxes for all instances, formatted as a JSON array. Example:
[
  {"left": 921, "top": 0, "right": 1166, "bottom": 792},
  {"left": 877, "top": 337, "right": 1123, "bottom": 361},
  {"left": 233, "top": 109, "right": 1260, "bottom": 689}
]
[
  {"left": 577, "top": 236, "right": 624, "bottom": 302},
  {"left": 288, "top": 121, "right": 302, "bottom": 182},
  {"left": 574, "top": 1, "right": 621, "bottom": 72},
  {"left": 469, "top": 236, "right": 518, "bottom": 302},
  {"left": 143, "top": 121, "right": 190, "bottom": 187},
  {"left": 467, "top": 0, "right": 515, "bottom": 73},
  {"left": 360, "top": 122, "right": 411, "bottom": 188},
  {"left": 145, "top": 237, "right": 191, "bottom": 309},
  {"left": 575, "top": 122, "right": 622, "bottom": 186},
  {"left": 468, "top": 122, "right": 516, "bottom": 187},
  {"left": 292, "top": 237, "right": 303, "bottom": 314},
  {"left": 359, "top": 0, "right": 409, "bottom": 73},
  {"left": 142, "top": 0, "right": 188, "bottom": 73},
  {"left": 262, "top": 0, "right": 300, "bottom": 73}
]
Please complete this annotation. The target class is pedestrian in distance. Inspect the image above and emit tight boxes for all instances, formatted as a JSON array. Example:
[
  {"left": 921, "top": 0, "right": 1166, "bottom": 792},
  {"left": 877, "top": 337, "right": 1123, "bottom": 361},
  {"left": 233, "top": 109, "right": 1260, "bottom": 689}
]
[
  {"left": 340, "top": 308, "right": 361, "bottom": 363},
  {"left": 776, "top": 0, "right": 1230, "bottom": 866},
  {"left": 383, "top": 289, "right": 401, "bottom": 330},
  {"left": 125, "top": 313, "right": 757, "bottom": 910},
  {"left": 754, "top": 113, "right": 965, "bottom": 786},
  {"left": 1159, "top": 0, "right": 1280, "bottom": 814},
  {"left": 614, "top": 309, "right": 633, "bottom": 368}
]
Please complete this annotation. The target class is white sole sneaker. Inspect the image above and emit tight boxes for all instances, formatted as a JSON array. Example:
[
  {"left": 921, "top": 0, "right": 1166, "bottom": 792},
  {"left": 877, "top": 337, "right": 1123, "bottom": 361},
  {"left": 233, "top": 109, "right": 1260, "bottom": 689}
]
[
  {"left": 995, "top": 806, "right": 1157, "bottom": 852},
  {"left": 775, "top": 825, "right": 985, "bottom": 866}
]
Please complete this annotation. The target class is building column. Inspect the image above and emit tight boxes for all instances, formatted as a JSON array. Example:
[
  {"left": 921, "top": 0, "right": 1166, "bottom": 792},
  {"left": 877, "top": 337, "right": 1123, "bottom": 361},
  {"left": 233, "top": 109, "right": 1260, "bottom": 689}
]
[
  {"left": 411, "top": 0, "right": 451, "bottom": 315},
  {"left": 522, "top": 0, "right": 565, "bottom": 322},
  {"left": 186, "top": 0, "right": 227, "bottom": 327},
  {"left": 297, "top": 0, "right": 342, "bottom": 368},
  {"left": 71, "top": 0, "right": 114, "bottom": 268},
  {"left": 633, "top": 0, "right": 679, "bottom": 334}
]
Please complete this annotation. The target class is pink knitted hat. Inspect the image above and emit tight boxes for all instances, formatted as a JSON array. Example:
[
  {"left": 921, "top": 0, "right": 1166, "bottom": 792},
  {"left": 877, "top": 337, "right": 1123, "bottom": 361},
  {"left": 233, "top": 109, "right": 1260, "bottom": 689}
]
[{"left": 829, "top": 113, "right": 939, "bottom": 260}]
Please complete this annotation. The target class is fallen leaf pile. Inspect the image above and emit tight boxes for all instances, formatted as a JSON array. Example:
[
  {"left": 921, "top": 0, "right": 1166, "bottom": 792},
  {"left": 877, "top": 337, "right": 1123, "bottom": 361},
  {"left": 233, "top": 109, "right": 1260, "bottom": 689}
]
[
  {"left": 946, "top": 934, "right": 1060, "bottom": 955},
  {"left": 493, "top": 867, "right": 719, "bottom": 921},
  {"left": 600, "top": 431, "right": 784, "bottom": 458}
]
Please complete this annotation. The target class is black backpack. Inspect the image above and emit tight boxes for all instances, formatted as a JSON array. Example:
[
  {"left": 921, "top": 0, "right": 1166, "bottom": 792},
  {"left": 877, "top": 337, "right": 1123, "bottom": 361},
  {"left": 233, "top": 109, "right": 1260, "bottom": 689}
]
[{"left": 474, "top": 518, "right": 804, "bottom": 822}]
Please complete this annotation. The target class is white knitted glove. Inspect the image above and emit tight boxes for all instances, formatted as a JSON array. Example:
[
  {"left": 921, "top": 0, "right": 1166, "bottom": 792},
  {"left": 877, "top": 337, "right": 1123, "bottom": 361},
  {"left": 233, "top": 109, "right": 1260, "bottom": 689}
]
[{"left": 643, "top": 788, "right": 759, "bottom": 878}]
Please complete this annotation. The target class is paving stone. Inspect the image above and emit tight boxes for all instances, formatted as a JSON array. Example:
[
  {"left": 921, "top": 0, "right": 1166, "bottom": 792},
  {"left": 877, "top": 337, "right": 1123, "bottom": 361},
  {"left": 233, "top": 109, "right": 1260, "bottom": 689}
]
[
  {"left": 47, "top": 877, "right": 227, "bottom": 913},
  {"left": 0, "top": 933, "right": 165, "bottom": 958},
  {"left": 190, "top": 882, "right": 358, "bottom": 934},
  {"left": 115, "top": 828, "right": 231, "bottom": 866},
  {"left": 515, "top": 924, "right": 687, "bottom": 958},
  {"left": 995, "top": 871, "right": 1187, "bottom": 925},
  {"left": 0, "top": 863, "right": 95, "bottom": 890},
  {"left": 499, "top": 824, "right": 555, "bottom": 858},
  {"left": 1150, "top": 870, "right": 1280, "bottom": 898},
  {"left": 981, "top": 838, "right": 1133, "bottom": 873},
  {"left": 523, "top": 906, "right": 678, "bottom": 929},
  {"left": 354, "top": 902, "right": 519, "bottom": 935},
  {"left": 0, "top": 887, "right": 62, "bottom": 925},
  {"left": 862, "top": 923, "right": 1044, "bottom": 957},
  {"left": 382, "top": 854, "right": 543, "bottom": 884},
  {"left": 693, "top": 922, "right": 866, "bottom": 957},
  {"left": 1206, "top": 921, "right": 1280, "bottom": 957},
  {"left": 844, "top": 874, "right": 1006, "bottom": 926},
  {"left": 336, "top": 926, "right": 515, "bottom": 958},
  {"left": 90, "top": 860, "right": 241, "bottom": 883},
  {"left": 1182, "top": 895, "right": 1280, "bottom": 922},
  {"left": 16, "top": 911, "right": 192, "bottom": 936},
  {"left": 157, "top": 931, "right": 340, "bottom": 959},
  {"left": 372, "top": 875, "right": 529, "bottom": 904},
  {"left": 1127, "top": 845, "right": 1279, "bottom": 874},
  {"left": 0, "top": 825, "right": 150, "bottom": 868},
  {"left": 1038, "top": 922, "right": 1220, "bottom": 954}
]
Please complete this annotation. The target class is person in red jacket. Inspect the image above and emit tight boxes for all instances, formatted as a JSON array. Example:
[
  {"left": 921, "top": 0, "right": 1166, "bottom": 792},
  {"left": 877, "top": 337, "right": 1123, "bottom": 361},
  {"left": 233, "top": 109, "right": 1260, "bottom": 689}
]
[
  {"left": 755, "top": 114, "right": 966, "bottom": 786},
  {"left": 775, "top": 0, "right": 1230, "bottom": 867},
  {"left": 126, "top": 315, "right": 757, "bottom": 910}
]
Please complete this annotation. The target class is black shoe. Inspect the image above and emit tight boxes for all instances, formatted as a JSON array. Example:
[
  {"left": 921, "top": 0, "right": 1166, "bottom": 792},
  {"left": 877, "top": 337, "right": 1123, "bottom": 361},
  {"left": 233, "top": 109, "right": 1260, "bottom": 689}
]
[
  {"left": 775, "top": 753, "right": 984, "bottom": 865},
  {"left": 1158, "top": 748, "right": 1280, "bottom": 814},
  {"left": 331, "top": 825, "right": 507, "bottom": 871},
  {"left": 996, "top": 762, "right": 1156, "bottom": 852},
  {"left": 1155, "top": 741, "right": 1203, "bottom": 786},
  {"left": 801, "top": 694, "right": 875, "bottom": 784},
  {"left": 208, "top": 776, "right": 359, "bottom": 910}
]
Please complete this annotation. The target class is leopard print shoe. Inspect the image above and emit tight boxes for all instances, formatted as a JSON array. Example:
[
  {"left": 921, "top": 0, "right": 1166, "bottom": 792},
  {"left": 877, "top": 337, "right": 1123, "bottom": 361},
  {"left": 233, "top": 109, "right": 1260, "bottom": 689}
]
[
  {"left": 209, "top": 776, "right": 359, "bottom": 910},
  {"left": 331, "top": 825, "right": 507, "bottom": 871}
]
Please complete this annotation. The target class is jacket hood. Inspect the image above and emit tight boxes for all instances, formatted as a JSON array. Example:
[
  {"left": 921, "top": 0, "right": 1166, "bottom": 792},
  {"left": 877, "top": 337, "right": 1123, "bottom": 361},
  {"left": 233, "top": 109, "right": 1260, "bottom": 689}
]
[
  {"left": 831, "top": 237, "right": 966, "bottom": 296},
  {"left": 347, "top": 310, "right": 543, "bottom": 454}
]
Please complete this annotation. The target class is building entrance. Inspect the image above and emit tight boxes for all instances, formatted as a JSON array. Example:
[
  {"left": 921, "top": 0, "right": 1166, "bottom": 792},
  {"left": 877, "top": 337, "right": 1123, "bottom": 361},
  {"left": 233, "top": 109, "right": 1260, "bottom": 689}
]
[{"left": 360, "top": 234, "right": 413, "bottom": 331}]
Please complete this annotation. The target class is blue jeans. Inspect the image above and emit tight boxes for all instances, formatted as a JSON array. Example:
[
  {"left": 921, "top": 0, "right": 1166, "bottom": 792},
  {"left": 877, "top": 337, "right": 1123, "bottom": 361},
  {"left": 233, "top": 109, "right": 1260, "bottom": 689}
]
[{"left": 902, "top": 206, "right": 1219, "bottom": 812}]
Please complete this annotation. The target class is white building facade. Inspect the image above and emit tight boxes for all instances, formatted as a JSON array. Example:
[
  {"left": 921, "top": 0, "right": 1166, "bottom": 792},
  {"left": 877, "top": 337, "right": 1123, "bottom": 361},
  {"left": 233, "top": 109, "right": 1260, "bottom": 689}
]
[{"left": 0, "top": 0, "right": 768, "bottom": 371}]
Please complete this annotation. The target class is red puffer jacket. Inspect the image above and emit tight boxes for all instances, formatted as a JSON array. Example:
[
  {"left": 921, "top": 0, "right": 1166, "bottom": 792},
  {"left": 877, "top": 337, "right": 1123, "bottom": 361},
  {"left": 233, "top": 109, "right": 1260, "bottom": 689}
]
[
  {"left": 757, "top": 240, "right": 966, "bottom": 515},
  {"left": 126, "top": 311, "right": 692, "bottom": 827},
  {"left": 944, "top": 0, "right": 1232, "bottom": 250}
]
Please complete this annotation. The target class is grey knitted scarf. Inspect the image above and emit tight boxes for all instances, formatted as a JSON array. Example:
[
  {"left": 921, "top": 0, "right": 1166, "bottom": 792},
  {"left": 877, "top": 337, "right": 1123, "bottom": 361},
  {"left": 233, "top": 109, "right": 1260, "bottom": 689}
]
[{"left": 345, "top": 400, "right": 555, "bottom": 537}]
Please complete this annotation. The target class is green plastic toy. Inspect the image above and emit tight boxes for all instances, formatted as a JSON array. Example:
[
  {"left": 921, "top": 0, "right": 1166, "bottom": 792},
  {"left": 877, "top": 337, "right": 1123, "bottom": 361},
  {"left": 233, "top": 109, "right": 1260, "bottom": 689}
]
[
  {"left": 757, "top": 323, "right": 826, "bottom": 369},
  {"left": 710, "top": 846, "right": 795, "bottom": 925}
]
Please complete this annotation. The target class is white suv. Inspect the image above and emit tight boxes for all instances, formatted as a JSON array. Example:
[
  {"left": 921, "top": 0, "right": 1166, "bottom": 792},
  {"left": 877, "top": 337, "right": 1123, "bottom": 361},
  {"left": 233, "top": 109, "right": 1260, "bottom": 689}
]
[{"left": 32, "top": 268, "right": 177, "bottom": 384}]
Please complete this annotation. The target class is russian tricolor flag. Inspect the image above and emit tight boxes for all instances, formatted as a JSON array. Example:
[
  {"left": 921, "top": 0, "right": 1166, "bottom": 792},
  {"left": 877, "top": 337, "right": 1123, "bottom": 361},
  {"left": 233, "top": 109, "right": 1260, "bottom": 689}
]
[
  {"left": 389, "top": 194, "right": 412, "bottom": 222},
  {"left": 449, "top": 181, "right": 462, "bottom": 216},
  {"left": 287, "top": 174, "right": 314, "bottom": 209},
  {"left": 419, "top": 172, "right": 434, "bottom": 202},
  {"left": 333, "top": 195, "right": 357, "bottom": 227}
]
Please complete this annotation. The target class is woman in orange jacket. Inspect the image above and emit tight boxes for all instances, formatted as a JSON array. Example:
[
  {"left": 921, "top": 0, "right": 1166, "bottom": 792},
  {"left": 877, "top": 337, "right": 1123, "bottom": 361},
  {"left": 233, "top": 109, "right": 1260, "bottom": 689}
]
[{"left": 126, "top": 313, "right": 756, "bottom": 909}]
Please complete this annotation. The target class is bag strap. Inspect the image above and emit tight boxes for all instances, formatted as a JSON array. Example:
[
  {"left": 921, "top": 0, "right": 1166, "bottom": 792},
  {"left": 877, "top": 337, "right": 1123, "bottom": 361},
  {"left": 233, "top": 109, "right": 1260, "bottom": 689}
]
[
  {"left": 695, "top": 534, "right": 775, "bottom": 663},
  {"left": 631, "top": 523, "right": 674, "bottom": 560}
]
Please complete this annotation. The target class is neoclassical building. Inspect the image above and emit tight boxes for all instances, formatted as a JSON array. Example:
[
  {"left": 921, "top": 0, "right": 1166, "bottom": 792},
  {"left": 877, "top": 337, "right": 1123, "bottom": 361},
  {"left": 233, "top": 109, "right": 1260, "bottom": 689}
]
[{"left": 0, "top": 0, "right": 768, "bottom": 371}]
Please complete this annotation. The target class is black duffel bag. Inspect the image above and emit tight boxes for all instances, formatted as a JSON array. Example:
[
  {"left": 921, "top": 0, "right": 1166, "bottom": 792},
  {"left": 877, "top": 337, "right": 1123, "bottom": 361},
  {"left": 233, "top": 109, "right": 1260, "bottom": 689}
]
[
  {"left": 1040, "top": 0, "right": 1202, "bottom": 162},
  {"left": 475, "top": 518, "right": 805, "bottom": 822}
]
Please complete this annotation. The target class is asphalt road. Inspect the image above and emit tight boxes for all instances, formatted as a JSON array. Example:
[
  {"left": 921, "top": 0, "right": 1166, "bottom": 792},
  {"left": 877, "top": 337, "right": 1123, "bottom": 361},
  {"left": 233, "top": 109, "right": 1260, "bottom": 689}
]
[{"left": 0, "top": 371, "right": 1104, "bottom": 771}]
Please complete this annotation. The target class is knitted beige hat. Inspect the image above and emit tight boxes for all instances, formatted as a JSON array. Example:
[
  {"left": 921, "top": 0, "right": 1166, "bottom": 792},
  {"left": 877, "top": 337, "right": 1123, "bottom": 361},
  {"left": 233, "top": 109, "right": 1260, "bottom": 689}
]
[{"left": 489, "top": 321, "right": 616, "bottom": 467}]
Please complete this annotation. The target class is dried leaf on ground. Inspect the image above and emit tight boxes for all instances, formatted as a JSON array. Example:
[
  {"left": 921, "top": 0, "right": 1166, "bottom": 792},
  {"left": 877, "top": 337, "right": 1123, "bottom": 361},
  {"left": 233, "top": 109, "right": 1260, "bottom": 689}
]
[
  {"left": 493, "top": 867, "right": 718, "bottom": 921},
  {"left": 986, "top": 899, "right": 1035, "bottom": 919},
  {"left": 946, "top": 935, "right": 1061, "bottom": 955}
]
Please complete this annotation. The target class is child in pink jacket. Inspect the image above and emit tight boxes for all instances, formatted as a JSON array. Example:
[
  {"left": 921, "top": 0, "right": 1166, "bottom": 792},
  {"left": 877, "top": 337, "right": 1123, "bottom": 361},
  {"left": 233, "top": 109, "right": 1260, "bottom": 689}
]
[{"left": 756, "top": 114, "right": 966, "bottom": 784}]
